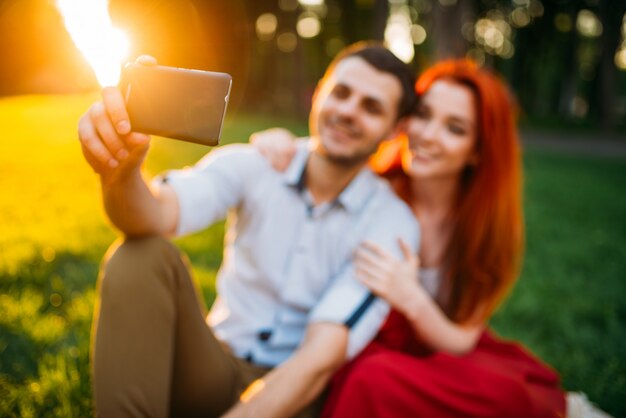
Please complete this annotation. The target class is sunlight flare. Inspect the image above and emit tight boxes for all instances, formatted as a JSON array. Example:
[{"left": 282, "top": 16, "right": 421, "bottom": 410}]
[
  {"left": 56, "top": 0, "right": 129, "bottom": 87},
  {"left": 385, "top": 5, "right": 415, "bottom": 63}
]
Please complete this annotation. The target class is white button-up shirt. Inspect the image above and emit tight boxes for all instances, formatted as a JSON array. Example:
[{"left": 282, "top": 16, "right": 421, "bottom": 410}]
[{"left": 164, "top": 140, "right": 419, "bottom": 366}]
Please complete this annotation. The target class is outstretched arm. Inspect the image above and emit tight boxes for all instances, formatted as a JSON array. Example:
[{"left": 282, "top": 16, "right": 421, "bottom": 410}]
[
  {"left": 355, "top": 239, "right": 483, "bottom": 355},
  {"left": 223, "top": 323, "right": 348, "bottom": 418},
  {"left": 78, "top": 58, "right": 179, "bottom": 237}
]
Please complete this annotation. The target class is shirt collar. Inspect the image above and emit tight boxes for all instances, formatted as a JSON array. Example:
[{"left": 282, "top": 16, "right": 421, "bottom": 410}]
[
  {"left": 282, "top": 140, "right": 311, "bottom": 191},
  {"left": 282, "top": 139, "right": 379, "bottom": 213},
  {"left": 335, "top": 166, "right": 378, "bottom": 213}
]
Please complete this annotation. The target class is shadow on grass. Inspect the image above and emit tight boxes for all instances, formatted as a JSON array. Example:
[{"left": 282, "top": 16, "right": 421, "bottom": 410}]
[{"left": 0, "top": 223, "right": 225, "bottom": 417}]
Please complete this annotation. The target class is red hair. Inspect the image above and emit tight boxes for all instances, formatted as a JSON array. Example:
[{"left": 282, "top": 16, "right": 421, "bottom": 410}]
[{"left": 370, "top": 60, "right": 524, "bottom": 324}]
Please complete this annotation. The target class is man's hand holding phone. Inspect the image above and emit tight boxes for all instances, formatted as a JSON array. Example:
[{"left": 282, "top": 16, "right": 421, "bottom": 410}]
[
  {"left": 78, "top": 56, "right": 231, "bottom": 184},
  {"left": 78, "top": 75, "right": 151, "bottom": 185}
]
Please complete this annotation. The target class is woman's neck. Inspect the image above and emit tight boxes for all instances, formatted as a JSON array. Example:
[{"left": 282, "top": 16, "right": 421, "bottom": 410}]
[
  {"left": 409, "top": 177, "right": 460, "bottom": 268},
  {"left": 409, "top": 177, "right": 459, "bottom": 218}
]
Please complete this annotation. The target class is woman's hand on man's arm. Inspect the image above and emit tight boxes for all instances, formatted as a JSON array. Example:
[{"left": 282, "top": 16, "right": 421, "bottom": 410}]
[
  {"left": 249, "top": 127, "right": 298, "bottom": 172},
  {"left": 354, "top": 238, "right": 483, "bottom": 355}
]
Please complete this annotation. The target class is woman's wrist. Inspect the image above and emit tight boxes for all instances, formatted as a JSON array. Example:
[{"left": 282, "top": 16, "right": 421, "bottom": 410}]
[{"left": 397, "top": 284, "right": 429, "bottom": 323}]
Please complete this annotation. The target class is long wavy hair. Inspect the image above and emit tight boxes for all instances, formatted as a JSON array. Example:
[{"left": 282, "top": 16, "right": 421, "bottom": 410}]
[{"left": 370, "top": 60, "right": 524, "bottom": 324}]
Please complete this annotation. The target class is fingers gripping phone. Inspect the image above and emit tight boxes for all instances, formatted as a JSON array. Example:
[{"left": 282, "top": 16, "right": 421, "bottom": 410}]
[{"left": 121, "top": 63, "right": 232, "bottom": 146}]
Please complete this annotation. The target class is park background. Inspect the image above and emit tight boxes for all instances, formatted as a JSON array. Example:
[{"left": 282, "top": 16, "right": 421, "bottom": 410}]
[{"left": 0, "top": 0, "right": 625, "bottom": 416}]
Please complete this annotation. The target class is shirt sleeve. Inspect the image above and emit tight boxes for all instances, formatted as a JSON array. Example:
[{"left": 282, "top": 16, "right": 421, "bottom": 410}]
[
  {"left": 155, "top": 144, "right": 265, "bottom": 236},
  {"left": 308, "top": 194, "right": 420, "bottom": 359}
]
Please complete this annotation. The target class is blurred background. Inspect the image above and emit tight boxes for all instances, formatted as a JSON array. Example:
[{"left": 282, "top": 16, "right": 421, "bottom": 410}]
[
  {"left": 0, "top": 0, "right": 625, "bottom": 417},
  {"left": 1, "top": 0, "right": 625, "bottom": 130}
]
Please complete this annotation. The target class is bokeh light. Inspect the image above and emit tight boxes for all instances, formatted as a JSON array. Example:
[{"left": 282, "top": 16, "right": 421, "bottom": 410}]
[
  {"left": 500, "top": 40, "right": 515, "bottom": 59},
  {"left": 576, "top": 10, "right": 603, "bottom": 38},
  {"left": 277, "top": 31, "right": 298, "bottom": 52},
  {"left": 297, "top": 13, "right": 322, "bottom": 38},
  {"left": 410, "top": 24, "right": 427, "bottom": 45},
  {"left": 298, "top": 0, "right": 324, "bottom": 6},
  {"left": 554, "top": 13, "right": 573, "bottom": 33},
  {"left": 466, "top": 48, "right": 486, "bottom": 66},
  {"left": 528, "top": 0, "right": 544, "bottom": 18},
  {"left": 326, "top": 37, "right": 345, "bottom": 57},
  {"left": 616, "top": 14, "right": 626, "bottom": 70},
  {"left": 510, "top": 8, "right": 531, "bottom": 28},
  {"left": 474, "top": 14, "right": 514, "bottom": 59},
  {"left": 256, "top": 13, "right": 278, "bottom": 41},
  {"left": 462, "top": 22, "right": 475, "bottom": 41}
]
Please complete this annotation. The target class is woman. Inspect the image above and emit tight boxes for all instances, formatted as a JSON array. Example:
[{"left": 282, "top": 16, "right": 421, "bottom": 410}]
[
  {"left": 253, "top": 60, "right": 602, "bottom": 417},
  {"left": 320, "top": 59, "right": 563, "bottom": 418}
]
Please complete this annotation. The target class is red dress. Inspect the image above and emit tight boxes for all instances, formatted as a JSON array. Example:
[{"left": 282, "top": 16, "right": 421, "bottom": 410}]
[{"left": 322, "top": 310, "right": 566, "bottom": 418}]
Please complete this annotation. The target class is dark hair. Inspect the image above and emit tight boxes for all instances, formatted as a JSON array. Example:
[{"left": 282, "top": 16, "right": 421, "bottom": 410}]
[{"left": 325, "top": 41, "right": 416, "bottom": 120}]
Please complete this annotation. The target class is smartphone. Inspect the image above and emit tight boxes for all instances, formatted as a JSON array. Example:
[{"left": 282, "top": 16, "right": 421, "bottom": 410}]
[{"left": 121, "top": 63, "right": 232, "bottom": 146}]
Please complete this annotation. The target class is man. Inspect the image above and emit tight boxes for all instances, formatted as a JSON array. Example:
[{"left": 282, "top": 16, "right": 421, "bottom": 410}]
[{"left": 78, "top": 42, "right": 419, "bottom": 418}]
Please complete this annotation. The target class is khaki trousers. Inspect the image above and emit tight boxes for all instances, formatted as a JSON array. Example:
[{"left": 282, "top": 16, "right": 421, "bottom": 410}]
[{"left": 91, "top": 236, "right": 321, "bottom": 418}]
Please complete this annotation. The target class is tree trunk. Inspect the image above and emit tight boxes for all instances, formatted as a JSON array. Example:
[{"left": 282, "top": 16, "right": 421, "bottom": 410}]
[
  {"left": 372, "top": 0, "right": 389, "bottom": 41},
  {"left": 430, "top": 0, "right": 474, "bottom": 59}
]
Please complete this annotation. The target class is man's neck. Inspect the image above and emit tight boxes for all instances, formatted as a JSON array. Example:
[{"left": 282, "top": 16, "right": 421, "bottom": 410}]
[{"left": 304, "top": 152, "right": 366, "bottom": 206}]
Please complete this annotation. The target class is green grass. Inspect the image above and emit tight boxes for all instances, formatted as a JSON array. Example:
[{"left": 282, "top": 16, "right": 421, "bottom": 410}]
[
  {"left": 492, "top": 151, "right": 626, "bottom": 415},
  {"left": 0, "top": 95, "right": 624, "bottom": 416}
]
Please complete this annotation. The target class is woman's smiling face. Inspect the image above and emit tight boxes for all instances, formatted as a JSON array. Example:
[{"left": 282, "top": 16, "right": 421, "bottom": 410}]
[{"left": 401, "top": 79, "right": 479, "bottom": 182}]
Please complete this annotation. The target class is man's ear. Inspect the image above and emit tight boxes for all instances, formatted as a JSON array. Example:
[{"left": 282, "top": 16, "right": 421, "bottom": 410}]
[
  {"left": 312, "top": 82, "right": 320, "bottom": 102},
  {"left": 311, "top": 78, "right": 325, "bottom": 107}
]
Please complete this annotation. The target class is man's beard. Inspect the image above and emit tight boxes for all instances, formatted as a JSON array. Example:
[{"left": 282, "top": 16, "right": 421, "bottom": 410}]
[
  {"left": 315, "top": 117, "right": 376, "bottom": 167},
  {"left": 318, "top": 145, "right": 372, "bottom": 167}
]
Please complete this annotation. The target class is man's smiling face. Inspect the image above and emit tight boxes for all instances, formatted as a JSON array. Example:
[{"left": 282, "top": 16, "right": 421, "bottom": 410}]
[{"left": 310, "top": 56, "right": 402, "bottom": 166}]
